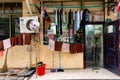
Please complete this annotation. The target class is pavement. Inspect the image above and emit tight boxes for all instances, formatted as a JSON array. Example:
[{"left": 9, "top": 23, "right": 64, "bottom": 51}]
[{"left": 30, "top": 68, "right": 120, "bottom": 80}]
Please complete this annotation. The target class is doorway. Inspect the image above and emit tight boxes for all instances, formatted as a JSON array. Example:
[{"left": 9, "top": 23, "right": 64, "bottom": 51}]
[{"left": 84, "top": 24, "right": 103, "bottom": 67}]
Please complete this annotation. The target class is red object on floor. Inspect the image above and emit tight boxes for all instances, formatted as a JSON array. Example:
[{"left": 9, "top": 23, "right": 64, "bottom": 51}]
[{"left": 37, "top": 64, "right": 46, "bottom": 76}]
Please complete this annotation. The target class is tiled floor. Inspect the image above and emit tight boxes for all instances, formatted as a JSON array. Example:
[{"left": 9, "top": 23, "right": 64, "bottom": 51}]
[{"left": 30, "top": 68, "right": 120, "bottom": 80}]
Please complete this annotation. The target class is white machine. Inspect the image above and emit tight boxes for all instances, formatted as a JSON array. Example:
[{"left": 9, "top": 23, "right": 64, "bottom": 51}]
[{"left": 20, "top": 16, "right": 40, "bottom": 33}]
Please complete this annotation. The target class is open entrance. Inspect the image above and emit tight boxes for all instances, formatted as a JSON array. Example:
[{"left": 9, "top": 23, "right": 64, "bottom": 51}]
[{"left": 84, "top": 23, "right": 103, "bottom": 68}]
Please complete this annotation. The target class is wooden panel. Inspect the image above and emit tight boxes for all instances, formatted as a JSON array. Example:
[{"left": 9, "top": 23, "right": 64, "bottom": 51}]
[
  {"left": 63, "top": 2, "right": 80, "bottom": 6},
  {"left": 84, "top": 1, "right": 103, "bottom": 11},
  {"left": 85, "top": 1, "right": 103, "bottom": 5}
]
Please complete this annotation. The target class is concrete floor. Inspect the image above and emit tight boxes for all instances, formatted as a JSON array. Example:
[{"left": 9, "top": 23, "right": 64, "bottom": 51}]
[{"left": 30, "top": 68, "right": 120, "bottom": 80}]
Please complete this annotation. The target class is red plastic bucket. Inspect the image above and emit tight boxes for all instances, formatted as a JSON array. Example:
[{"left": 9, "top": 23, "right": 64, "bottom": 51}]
[{"left": 37, "top": 64, "right": 46, "bottom": 76}]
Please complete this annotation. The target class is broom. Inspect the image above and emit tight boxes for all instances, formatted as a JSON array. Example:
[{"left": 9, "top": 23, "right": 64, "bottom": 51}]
[
  {"left": 57, "top": 51, "right": 64, "bottom": 72},
  {"left": 50, "top": 51, "right": 56, "bottom": 72}
]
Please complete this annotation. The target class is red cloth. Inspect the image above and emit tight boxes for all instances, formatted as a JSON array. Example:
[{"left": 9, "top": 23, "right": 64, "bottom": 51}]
[
  {"left": 76, "top": 43, "right": 83, "bottom": 53},
  {"left": 10, "top": 37, "right": 16, "bottom": 46},
  {"left": 24, "top": 33, "right": 31, "bottom": 45},
  {"left": 69, "top": 44, "right": 76, "bottom": 53},
  {"left": 16, "top": 35, "right": 23, "bottom": 45},
  {"left": 48, "top": 34, "right": 54, "bottom": 40},
  {"left": 0, "top": 41, "right": 4, "bottom": 50},
  {"left": 55, "top": 42, "right": 63, "bottom": 51}
]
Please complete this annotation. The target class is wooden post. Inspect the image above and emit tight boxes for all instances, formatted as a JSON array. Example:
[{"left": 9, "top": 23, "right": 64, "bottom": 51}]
[{"left": 81, "top": 0, "right": 84, "bottom": 10}]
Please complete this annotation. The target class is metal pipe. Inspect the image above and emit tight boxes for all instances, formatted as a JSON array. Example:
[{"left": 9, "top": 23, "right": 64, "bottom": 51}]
[{"left": 30, "top": 4, "right": 105, "bottom": 8}]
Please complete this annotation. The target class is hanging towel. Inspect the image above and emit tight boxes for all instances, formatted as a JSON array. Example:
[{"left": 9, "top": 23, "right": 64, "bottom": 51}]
[
  {"left": 76, "top": 43, "right": 83, "bottom": 53},
  {"left": 0, "top": 40, "right": 4, "bottom": 50},
  {"left": 62, "top": 43, "right": 69, "bottom": 52},
  {"left": 16, "top": 34, "right": 23, "bottom": 45},
  {"left": 55, "top": 42, "right": 63, "bottom": 51},
  {"left": 49, "top": 39, "right": 55, "bottom": 51},
  {"left": 0, "top": 50, "right": 4, "bottom": 57},
  {"left": 69, "top": 43, "right": 76, "bottom": 53},
  {"left": 10, "top": 37, "right": 16, "bottom": 46},
  {"left": 48, "top": 34, "right": 54, "bottom": 40},
  {"left": 3, "top": 39, "right": 11, "bottom": 49},
  {"left": 15, "top": 36, "right": 19, "bottom": 45},
  {"left": 24, "top": 33, "right": 31, "bottom": 45}
]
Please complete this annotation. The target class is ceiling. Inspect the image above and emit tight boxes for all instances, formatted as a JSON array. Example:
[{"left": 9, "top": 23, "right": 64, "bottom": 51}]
[{"left": 0, "top": 0, "right": 24, "bottom": 3}]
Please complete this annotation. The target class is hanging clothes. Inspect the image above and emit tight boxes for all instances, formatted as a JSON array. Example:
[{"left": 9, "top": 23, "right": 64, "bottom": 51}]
[
  {"left": 48, "top": 39, "right": 55, "bottom": 51},
  {"left": 68, "top": 9, "right": 74, "bottom": 43},
  {"left": 55, "top": 9, "right": 58, "bottom": 26},
  {"left": 80, "top": 10, "right": 83, "bottom": 20},
  {"left": 62, "top": 10, "right": 66, "bottom": 24},
  {"left": 3, "top": 39, "right": 11, "bottom": 49},
  {"left": 0, "top": 40, "right": 4, "bottom": 50},
  {"left": 82, "top": 9, "right": 90, "bottom": 22},
  {"left": 68, "top": 9, "right": 71, "bottom": 29},
  {"left": 70, "top": 11, "right": 73, "bottom": 37},
  {"left": 56, "top": 9, "right": 60, "bottom": 35},
  {"left": 24, "top": 33, "right": 32, "bottom": 45},
  {"left": 15, "top": 36, "right": 19, "bottom": 45},
  {"left": 55, "top": 42, "right": 63, "bottom": 51},
  {"left": 10, "top": 37, "right": 16, "bottom": 47},
  {"left": 76, "top": 43, "right": 83, "bottom": 53},
  {"left": 44, "top": 10, "right": 51, "bottom": 32},
  {"left": 16, "top": 34, "right": 23, "bottom": 45},
  {"left": 69, "top": 43, "right": 76, "bottom": 53},
  {"left": 75, "top": 10, "right": 80, "bottom": 31},
  {"left": 62, "top": 10, "right": 68, "bottom": 42},
  {"left": 48, "top": 34, "right": 54, "bottom": 40},
  {"left": 59, "top": 9, "right": 63, "bottom": 35},
  {"left": 66, "top": 10, "right": 68, "bottom": 25},
  {"left": 73, "top": 11, "right": 76, "bottom": 35},
  {"left": 62, "top": 43, "right": 69, "bottom": 53}
]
